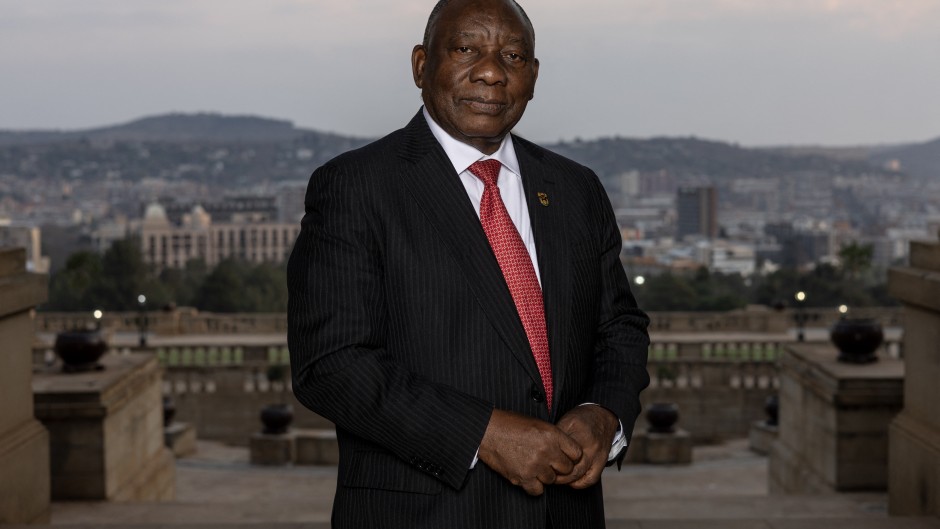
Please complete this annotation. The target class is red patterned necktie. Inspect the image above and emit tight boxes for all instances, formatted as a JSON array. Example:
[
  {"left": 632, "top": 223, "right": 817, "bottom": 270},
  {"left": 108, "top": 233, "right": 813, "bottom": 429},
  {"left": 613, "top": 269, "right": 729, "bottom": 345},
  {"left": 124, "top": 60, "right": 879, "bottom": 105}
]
[{"left": 468, "top": 159, "right": 552, "bottom": 410}]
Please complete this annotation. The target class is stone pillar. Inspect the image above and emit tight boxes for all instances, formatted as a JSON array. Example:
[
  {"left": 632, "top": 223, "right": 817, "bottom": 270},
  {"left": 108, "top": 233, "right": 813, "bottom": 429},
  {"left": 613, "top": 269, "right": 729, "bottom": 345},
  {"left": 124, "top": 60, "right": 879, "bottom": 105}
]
[
  {"left": 0, "top": 248, "right": 51, "bottom": 524},
  {"left": 749, "top": 420, "right": 777, "bottom": 455},
  {"left": 769, "top": 344, "right": 903, "bottom": 493},
  {"left": 887, "top": 240, "right": 940, "bottom": 515},
  {"left": 33, "top": 353, "right": 176, "bottom": 501}
]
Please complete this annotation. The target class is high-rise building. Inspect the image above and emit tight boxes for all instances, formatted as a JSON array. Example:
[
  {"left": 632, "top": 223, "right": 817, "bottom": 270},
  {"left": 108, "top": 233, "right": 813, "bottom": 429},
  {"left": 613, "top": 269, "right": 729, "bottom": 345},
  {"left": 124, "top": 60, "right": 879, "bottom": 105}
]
[{"left": 676, "top": 186, "right": 718, "bottom": 239}]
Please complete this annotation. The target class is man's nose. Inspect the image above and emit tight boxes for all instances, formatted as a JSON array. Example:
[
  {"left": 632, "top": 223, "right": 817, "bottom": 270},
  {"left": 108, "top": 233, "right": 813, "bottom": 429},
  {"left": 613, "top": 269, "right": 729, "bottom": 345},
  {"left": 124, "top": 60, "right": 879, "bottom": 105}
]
[{"left": 469, "top": 52, "right": 508, "bottom": 85}]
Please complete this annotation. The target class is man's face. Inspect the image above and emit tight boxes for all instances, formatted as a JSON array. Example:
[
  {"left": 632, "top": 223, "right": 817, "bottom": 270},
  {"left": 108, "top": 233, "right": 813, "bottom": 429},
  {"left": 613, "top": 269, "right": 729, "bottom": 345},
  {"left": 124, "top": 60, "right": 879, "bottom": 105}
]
[{"left": 412, "top": 0, "right": 539, "bottom": 155}]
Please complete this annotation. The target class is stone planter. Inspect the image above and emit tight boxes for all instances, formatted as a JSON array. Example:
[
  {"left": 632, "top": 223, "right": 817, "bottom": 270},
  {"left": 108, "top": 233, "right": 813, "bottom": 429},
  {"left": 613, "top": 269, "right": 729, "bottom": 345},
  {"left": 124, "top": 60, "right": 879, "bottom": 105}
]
[
  {"left": 54, "top": 329, "right": 108, "bottom": 372},
  {"left": 260, "top": 403, "right": 294, "bottom": 435},
  {"left": 646, "top": 402, "right": 679, "bottom": 434},
  {"left": 831, "top": 318, "right": 883, "bottom": 364}
]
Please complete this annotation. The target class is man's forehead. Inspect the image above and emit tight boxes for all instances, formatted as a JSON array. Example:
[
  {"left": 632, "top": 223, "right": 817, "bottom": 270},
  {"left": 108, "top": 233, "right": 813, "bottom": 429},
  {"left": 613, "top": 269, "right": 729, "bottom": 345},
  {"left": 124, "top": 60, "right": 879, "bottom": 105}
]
[
  {"left": 446, "top": 28, "right": 533, "bottom": 45},
  {"left": 433, "top": 0, "right": 533, "bottom": 37}
]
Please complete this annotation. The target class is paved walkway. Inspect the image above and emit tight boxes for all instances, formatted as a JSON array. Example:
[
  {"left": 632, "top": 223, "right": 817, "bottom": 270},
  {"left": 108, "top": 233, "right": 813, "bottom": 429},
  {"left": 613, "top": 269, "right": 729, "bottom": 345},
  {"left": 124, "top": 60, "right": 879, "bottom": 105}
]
[{"left": 34, "top": 438, "right": 939, "bottom": 528}]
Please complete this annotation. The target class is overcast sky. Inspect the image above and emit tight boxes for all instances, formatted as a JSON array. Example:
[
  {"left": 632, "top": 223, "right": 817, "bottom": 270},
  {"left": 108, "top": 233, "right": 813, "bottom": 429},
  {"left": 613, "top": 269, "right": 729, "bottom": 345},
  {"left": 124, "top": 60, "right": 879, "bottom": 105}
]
[{"left": 1, "top": 0, "right": 938, "bottom": 146}]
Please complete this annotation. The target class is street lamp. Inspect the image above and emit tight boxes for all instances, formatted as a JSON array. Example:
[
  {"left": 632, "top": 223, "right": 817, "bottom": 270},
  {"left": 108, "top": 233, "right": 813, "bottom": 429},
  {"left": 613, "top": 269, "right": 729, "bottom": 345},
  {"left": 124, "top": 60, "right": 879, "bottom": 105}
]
[
  {"left": 93, "top": 309, "right": 103, "bottom": 331},
  {"left": 635, "top": 275, "right": 646, "bottom": 286},
  {"left": 794, "top": 291, "right": 807, "bottom": 341},
  {"left": 137, "top": 294, "right": 148, "bottom": 348}
]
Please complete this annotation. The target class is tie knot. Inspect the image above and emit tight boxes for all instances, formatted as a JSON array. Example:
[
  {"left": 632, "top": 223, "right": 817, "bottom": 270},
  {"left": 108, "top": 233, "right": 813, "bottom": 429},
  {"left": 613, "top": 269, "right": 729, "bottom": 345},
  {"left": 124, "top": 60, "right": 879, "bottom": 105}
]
[{"left": 468, "top": 159, "right": 502, "bottom": 187}]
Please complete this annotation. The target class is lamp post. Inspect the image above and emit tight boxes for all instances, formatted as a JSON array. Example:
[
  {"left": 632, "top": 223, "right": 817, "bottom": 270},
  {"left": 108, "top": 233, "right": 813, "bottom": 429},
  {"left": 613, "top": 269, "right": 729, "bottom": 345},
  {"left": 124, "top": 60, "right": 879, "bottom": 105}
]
[
  {"left": 794, "top": 291, "right": 807, "bottom": 341},
  {"left": 631, "top": 276, "right": 646, "bottom": 306},
  {"left": 137, "top": 294, "right": 148, "bottom": 348}
]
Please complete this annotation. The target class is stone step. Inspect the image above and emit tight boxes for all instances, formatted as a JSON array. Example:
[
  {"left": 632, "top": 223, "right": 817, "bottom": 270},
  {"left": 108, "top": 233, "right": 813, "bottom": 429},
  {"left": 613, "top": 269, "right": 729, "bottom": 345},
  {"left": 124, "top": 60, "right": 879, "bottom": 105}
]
[
  {"left": 18, "top": 495, "right": 939, "bottom": 528},
  {"left": 5, "top": 519, "right": 940, "bottom": 529}
]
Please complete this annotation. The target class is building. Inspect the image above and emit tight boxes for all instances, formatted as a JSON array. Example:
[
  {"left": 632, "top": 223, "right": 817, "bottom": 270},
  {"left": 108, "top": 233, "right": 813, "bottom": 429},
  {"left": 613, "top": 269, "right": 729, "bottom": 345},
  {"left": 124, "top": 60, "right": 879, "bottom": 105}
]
[
  {"left": 0, "top": 220, "right": 50, "bottom": 273},
  {"left": 139, "top": 203, "right": 299, "bottom": 270},
  {"left": 677, "top": 186, "right": 718, "bottom": 239},
  {"left": 764, "top": 222, "right": 832, "bottom": 268},
  {"left": 159, "top": 196, "right": 278, "bottom": 225},
  {"left": 274, "top": 181, "right": 309, "bottom": 223},
  {"left": 705, "top": 240, "right": 756, "bottom": 276}
]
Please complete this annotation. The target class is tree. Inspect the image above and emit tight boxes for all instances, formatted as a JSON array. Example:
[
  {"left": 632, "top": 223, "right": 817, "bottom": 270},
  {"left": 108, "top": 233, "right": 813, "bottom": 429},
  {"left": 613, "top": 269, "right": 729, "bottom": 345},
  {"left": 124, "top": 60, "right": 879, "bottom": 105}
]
[
  {"left": 838, "top": 242, "right": 874, "bottom": 282},
  {"left": 193, "top": 258, "right": 250, "bottom": 312},
  {"left": 46, "top": 251, "right": 103, "bottom": 310},
  {"left": 155, "top": 258, "right": 208, "bottom": 308},
  {"left": 92, "top": 237, "right": 149, "bottom": 310},
  {"left": 242, "top": 261, "right": 288, "bottom": 312},
  {"left": 634, "top": 273, "right": 699, "bottom": 311}
]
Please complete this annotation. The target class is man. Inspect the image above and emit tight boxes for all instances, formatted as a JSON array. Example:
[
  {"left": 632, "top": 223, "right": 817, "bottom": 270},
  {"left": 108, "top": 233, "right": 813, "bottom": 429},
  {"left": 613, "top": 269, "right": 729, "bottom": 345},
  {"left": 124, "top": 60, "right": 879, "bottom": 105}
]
[{"left": 287, "top": 0, "right": 650, "bottom": 527}]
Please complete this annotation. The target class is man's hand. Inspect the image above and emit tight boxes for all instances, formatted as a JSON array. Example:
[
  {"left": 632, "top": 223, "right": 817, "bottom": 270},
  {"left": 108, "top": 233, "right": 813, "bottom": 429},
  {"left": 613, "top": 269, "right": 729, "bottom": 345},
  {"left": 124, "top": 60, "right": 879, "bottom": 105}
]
[
  {"left": 554, "top": 405, "right": 619, "bottom": 489},
  {"left": 478, "top": 409, "right": 583, "bottom": 496}
]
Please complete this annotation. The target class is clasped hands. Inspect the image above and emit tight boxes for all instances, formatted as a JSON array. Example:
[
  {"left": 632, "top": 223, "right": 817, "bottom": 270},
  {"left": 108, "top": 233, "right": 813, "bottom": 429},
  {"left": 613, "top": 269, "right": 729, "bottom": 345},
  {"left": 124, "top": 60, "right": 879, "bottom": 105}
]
[{"left": 478, "top": 405, "right": 619, "bottom": 496}]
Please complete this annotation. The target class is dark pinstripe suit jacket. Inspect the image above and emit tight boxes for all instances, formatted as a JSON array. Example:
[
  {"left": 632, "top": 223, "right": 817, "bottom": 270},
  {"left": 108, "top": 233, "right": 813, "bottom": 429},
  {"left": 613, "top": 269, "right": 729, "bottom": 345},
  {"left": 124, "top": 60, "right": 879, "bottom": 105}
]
[{"left": 287, "top": 110, "right": 650, "bottom": 529}]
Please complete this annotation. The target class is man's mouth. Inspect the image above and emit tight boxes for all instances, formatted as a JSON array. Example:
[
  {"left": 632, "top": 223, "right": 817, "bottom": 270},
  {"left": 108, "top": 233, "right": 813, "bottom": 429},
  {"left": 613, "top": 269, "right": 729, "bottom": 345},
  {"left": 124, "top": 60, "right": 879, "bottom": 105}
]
[{"left": 461, "top": 98, "right": 506, "bottom": 115}]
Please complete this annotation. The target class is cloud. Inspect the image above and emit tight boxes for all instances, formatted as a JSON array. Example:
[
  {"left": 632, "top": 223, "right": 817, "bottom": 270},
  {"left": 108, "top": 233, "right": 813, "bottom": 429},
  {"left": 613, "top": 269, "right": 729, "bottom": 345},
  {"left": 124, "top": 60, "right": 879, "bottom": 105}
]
[
  {"left": 523, "top": 0, "right": 939, "bottom": 39},
  {"left": 0, "top": 0, "right": 937, "bottom": 144},
  {"left": 712, "top": 0, "right": 940, "bottom": 38}
]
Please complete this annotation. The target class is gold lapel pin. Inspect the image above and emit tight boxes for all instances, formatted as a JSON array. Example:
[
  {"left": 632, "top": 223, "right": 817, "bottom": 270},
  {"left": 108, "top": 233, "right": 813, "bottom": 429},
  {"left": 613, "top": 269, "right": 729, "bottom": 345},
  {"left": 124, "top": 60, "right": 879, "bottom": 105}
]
[{"left": 537, "top": 192, "right": 549, "bottom": 206}]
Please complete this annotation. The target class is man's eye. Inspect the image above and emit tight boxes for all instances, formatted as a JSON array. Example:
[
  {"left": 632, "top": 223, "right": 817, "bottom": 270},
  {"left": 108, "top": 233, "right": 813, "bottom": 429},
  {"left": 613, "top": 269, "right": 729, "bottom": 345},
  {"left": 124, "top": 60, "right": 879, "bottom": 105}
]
[
  {"left": 505, "top": 53, "right": 524, "bottom": 62},
  {"left": 456, "top": 46, "right": 473, "bottom": 53}
]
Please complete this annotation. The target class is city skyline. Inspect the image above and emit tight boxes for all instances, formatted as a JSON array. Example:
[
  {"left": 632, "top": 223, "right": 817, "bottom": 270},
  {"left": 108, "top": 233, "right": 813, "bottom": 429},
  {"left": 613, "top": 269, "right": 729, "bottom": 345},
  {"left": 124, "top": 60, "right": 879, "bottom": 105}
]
[{"left": 2, "top": 0, "right": 939, "bottom": 146}]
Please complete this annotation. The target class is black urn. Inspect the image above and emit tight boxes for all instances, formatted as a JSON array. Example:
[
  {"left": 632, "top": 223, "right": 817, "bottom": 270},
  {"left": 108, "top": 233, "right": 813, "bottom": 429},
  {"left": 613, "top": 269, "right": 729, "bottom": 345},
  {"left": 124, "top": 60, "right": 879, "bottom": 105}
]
[
  {"left": 764, "top": 394, "right": 779, "bottom": 427},
  {"left": 54, "top": 329, "right": 108, "bottom": 373},
  {"left": 163, "top": 395, "right": 177, "bottom": 427},
  {"left": 646, "top": 402, "right": 679, "bottom": 434},
  {"left": 260, "top": 403, "right": 294, "bottom": 435},
  {"left": 830, "top": 318, "right": 883, "bottom": 364}
]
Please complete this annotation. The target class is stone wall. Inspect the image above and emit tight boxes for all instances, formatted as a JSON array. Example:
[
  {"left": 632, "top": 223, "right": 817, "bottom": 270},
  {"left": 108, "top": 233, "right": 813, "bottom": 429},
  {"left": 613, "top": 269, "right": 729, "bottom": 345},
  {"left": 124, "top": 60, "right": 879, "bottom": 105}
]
[
  {"left": 32, "top": 307, "right": 903, "bottom": 448},
  {"left": 887, "top": 240, "right": 940, "bottom": 516},
  {"left": 769, "top": 344, "right": 903, "bottom": 494},
  {"left": 33, "top": 354, "right": 175, "bottom": 501},
  {"left": 0, "top": 247, "right": 50, "bottom": 524},
  {"left": 164, "top": 367, "right": 333, "bottom": 446},
  {"left": 158, "top": 339, "right": 783, "bottom": 446}
]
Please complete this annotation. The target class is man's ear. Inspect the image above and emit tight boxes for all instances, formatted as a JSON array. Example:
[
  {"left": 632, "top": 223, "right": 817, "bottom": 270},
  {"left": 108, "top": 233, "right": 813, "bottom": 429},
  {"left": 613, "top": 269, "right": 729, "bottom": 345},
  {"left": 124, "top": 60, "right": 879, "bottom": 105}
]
[
  {"left": 529, "top": 57, "right": 540, "bottom": 100},
  {"left": 411, "top": 45, "right": 427, "bottom": 89}
]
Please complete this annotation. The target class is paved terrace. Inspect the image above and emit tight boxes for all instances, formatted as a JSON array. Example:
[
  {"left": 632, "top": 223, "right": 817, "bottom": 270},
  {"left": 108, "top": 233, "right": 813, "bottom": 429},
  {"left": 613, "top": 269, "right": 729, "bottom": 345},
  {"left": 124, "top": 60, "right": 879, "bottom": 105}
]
[{"left": 19, "top": 438, "right": 938, "bottom": 529}]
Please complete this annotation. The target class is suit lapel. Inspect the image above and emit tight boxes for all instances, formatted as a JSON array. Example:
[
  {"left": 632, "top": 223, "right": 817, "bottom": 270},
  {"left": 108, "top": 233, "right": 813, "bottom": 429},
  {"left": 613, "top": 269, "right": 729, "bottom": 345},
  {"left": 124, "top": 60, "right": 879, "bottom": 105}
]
[
  {"left": 397, "top": 112, "right": 542, "bottom": 385},
  {"left": 515, "top": 138, "right": 572, "bottom": 417}
]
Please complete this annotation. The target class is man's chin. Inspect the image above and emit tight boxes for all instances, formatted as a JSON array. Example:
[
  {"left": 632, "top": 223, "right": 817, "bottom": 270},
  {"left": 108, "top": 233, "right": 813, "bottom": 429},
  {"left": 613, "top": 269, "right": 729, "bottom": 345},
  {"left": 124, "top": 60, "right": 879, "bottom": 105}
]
[
  {"left": 454, "top": 118, "right": 514, "bottom": 142},
  {"left": 453, "top": 127, "right": 511, "bottom": 152}
]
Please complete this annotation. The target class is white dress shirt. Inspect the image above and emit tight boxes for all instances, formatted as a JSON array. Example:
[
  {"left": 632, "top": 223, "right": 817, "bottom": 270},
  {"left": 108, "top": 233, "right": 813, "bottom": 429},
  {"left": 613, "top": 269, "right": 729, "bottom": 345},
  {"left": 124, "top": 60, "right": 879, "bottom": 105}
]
[
  {"left": 423, "top": 107, "right": 541, "bottom": 285},
  {"left": 422, "top": 108, "right": 626, "bottom": 469}
]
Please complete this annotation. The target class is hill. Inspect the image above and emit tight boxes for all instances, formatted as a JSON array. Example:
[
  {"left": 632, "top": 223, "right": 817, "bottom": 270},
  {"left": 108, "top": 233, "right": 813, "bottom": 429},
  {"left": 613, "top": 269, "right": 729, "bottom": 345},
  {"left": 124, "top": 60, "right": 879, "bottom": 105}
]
[
  {"left": 0, "top": 112, "right": 919, "bottom": 185},
  {"left": 870, "top": 137, "right": 940, "bottom": 179},
  {"left": 545, "top": 135, "right": 893, "bottom": 181},
  {"left": 0, "top": 113, "right": 319, "bottom": 146}
]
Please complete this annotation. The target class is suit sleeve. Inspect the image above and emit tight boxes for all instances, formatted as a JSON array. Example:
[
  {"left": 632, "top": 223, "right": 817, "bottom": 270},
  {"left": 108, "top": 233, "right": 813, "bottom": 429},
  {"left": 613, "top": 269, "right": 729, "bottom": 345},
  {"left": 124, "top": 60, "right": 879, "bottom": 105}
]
[
  {"left": 287, "top": 162, "right": 493, "bottom": 490},
  {"left": 585, "top": 171, "right": 651, "bottom": 438}
]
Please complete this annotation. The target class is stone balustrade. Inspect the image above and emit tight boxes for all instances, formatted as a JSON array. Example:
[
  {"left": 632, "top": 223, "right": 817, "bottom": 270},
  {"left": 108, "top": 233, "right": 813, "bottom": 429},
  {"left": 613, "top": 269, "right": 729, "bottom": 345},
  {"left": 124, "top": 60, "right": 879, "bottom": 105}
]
[
  {"left": 36, "top": 306, "right": 902, "bottom": 337},
  {"left": 31, "top": 308, "right": 904, "bottom": 446},
  {"left": 38, "top": 342, "right": 829, "bottom": 445},
  {"left": 36, "top": 310, "right": 288, "bottom": 336}
]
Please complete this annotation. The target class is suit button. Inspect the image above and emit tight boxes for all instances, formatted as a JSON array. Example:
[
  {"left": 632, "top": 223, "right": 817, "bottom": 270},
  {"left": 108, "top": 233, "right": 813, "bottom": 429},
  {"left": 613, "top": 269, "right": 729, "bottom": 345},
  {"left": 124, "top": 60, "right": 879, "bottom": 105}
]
[{"left": 530, "top": 385, "right": 545, "bottom": 403}]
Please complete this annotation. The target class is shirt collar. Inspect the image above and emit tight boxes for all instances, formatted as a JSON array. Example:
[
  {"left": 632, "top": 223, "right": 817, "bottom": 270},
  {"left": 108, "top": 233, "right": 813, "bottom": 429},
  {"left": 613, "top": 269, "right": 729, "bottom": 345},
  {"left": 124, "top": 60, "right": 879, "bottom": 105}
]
[{"left": 423, "top": 106, "right": 521, "bottom": 176}]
